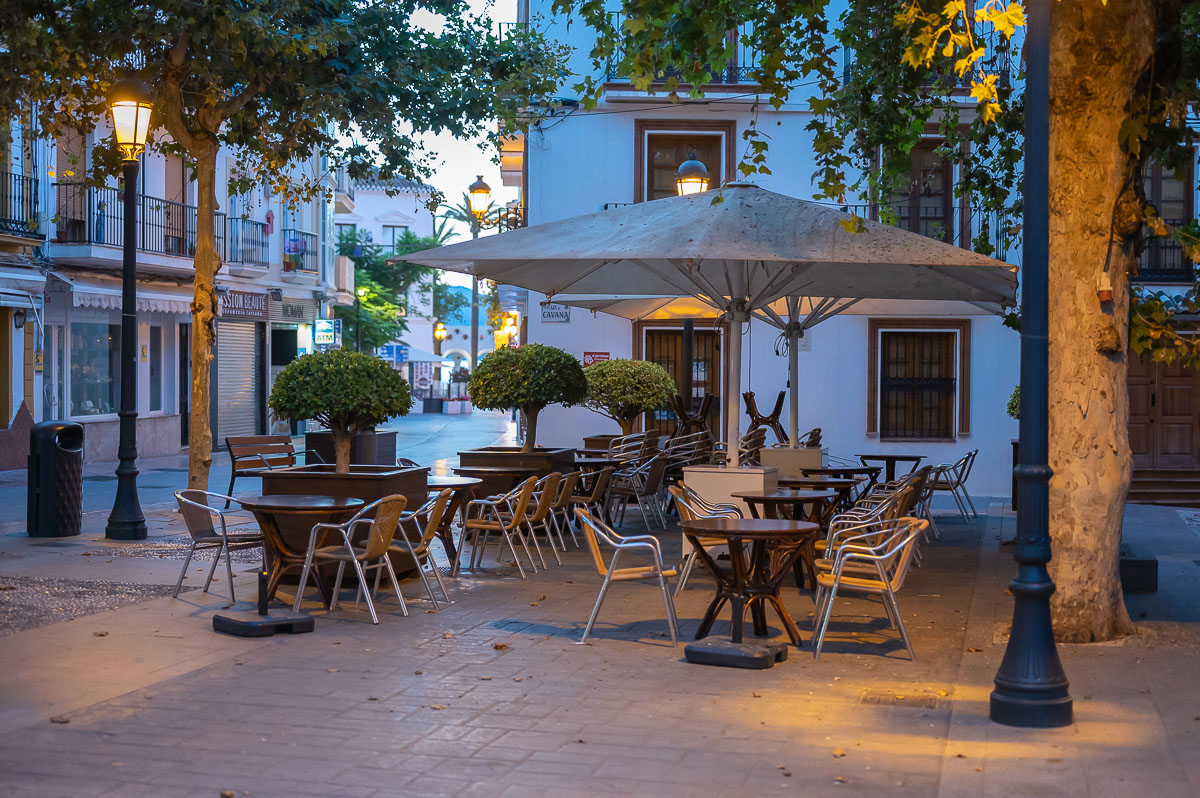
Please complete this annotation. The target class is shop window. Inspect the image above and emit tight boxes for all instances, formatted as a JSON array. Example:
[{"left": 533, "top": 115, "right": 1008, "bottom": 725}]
[
  {"left": 70, "top": 322, "right": 120, "bottom": 416},
  {"left": 149, "top": 326, "right": 163, "bottom": 412},
  {"left": 867, "top": 319, "right": 970, "bottom": 440}
]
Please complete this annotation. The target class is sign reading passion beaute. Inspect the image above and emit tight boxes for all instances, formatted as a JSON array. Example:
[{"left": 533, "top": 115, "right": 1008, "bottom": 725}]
[{"left": 220, "top": 290, "right": 268, "bottom": 319}]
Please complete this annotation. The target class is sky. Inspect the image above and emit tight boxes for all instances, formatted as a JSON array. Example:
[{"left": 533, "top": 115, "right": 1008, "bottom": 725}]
[{"left": 412, "top": 0, "right": 523, "bottom": 287}]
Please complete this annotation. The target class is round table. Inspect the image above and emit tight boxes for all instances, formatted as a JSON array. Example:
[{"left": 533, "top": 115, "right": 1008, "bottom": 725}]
[
  {"left": 237, "top": 495, "right": 364, "bottom": 604},
  {"left": 731, "top": 489, "right": 838, "bottom": 591},
  {"left": 679, "top": 518, "right": 819, "bottom": 646},
  {"left": 777, "top": 477, "right": 858, "bottom": 509},
  {"left": 426, "top": 475, "right": 482, "bottom": 562},
  {"left": 856, "top": 453, "right": 925, "bottom": 483}
]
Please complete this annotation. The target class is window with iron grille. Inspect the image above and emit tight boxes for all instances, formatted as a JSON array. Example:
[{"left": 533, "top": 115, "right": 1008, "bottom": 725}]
[{"left": 878, "top": 330, "right": 958, "bottom": 439}]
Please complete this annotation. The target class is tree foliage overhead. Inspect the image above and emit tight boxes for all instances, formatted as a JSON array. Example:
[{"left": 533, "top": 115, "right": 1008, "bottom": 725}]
[
  {"left": 469, "top": 343, "right": 587, "bottom": 451},
  {"left": 584, "top": 358, "right": 676, "bottom": 434}
]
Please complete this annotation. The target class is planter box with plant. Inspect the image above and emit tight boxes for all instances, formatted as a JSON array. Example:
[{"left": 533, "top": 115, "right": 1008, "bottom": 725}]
[
  {"left": 460, "top": 344, "right": 585, "bottom": 480},
  {"left": 266, "top": 349, "right": 426, "bottom": 508},
  {"left": 583, "top": 358, "right": 676, "bottom": 437}
]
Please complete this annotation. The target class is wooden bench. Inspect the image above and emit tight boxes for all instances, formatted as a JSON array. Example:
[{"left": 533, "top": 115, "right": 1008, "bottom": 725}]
[{"left": 224, "top": 435, "right": 324, "bottom": 507}]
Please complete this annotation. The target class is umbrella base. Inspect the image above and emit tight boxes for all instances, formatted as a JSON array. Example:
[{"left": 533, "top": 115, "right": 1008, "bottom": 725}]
[{"left": 684, "top": 638, "right": 789, "bottom": 669}]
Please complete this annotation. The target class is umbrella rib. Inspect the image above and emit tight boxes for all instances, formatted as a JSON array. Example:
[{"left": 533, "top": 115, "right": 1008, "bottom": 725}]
[
  {"left": 666, "top": 259, "right": 731, "bottom": 308},
  {"left": 746, "top": 261, "right": 799, "bottom": 307},
  {"left": 756, "top": 304, "right": 787, "bottom": 329},
  {"left": 540, "top": 260, "right": 615, "bottom": 297}
]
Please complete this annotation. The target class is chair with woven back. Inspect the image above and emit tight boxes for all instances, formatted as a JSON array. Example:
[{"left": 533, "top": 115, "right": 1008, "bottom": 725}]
[
  {"left": 547, "top": 470, "right": 584, "bottom": 550},
  {"left": 609, "top": 455, "right": 670, "bottom": 530},
  {"left": 569, "top": 467, "right": 613, "bottom": 527},
  {"left": 668, "top": 483, "right": 742, "bottom": 596},
  {"left": 373, "top": 488, "right": 454, "bottom": 610},
  {"left": 507, "top": 472, "right": 563, "bottom": 568},
  {"left": 292, "top": 494, "right": 409, "bottom": 625},
  {"left": 457, "top": 476, "right": 539, "bottom": 578},
  {"left": 574, "top": 508, "right": 679, "bottom": 645}
]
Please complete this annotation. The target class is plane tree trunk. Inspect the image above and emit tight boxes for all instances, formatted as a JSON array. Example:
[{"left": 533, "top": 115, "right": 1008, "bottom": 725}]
[{"left": 187, "top": 144, "right": 220, "bottom": 491}]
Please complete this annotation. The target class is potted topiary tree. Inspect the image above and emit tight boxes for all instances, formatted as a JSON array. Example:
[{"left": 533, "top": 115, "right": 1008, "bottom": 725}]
[
  {"left": 460, "top": 344, "right": 586, "bottom": 482},
  {"left": 264, "top": 350, "right": 426, "bottom": 510},
  {"left": 584, "top": 358, "right": 675, "bottom": 436}
]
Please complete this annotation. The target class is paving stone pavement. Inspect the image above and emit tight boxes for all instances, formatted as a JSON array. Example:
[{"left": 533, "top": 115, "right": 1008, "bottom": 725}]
[{"left": 0, "top": 499, "right": 1198, "bottom": 797}]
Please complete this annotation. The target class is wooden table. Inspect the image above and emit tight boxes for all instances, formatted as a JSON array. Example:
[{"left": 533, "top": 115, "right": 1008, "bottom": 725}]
[
  {"left": 426, "top": 475, "right": 482, "bottom": 562},
  {"left": 856, "top": 453, "right": 925, "bottom": 482},
  {"left": 679, "top": 517, "right": 819, "bottom": 646},
  {"left": 238, "top": 495, "right": 364, "bottom": 605},
  {"left": 574, "top": 455, "right": 619, "bottom": 470},
  {"left": 777, "top": 477, "right": 858, "bottom": 509},
  {"left": 731, "top": 489, "right": 838, "bottom": 589},
  {"left": 802, "top": 466, "right": 882, "bottom": 496}
]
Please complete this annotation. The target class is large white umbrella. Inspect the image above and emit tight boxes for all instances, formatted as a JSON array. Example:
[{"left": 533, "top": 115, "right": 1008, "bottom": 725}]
[{"left": 403, "top": 182, "right": 1018, "bottom": 448}]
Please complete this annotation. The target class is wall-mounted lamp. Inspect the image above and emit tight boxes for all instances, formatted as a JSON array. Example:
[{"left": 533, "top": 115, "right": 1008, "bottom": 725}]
[{"left": 12, "top": 308, "right": 27, "bottom": 329}]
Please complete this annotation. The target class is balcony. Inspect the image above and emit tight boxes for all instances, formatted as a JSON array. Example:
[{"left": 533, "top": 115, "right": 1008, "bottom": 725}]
[
  {"left": 227, "top": 217, "right": 269, "bottom": 271},
  {"left": 1137, "top": 220, "right": 1195, "bottom": 284},
  {"left": 282, "top": 228, "right": 319, "bottom": 279},
  {"left": 53, "top": 183, "right": 225, "bottom": 272},
  {"left": 334, "top": 166, "right": 355, "bottom": 214},
  {"left": 604, "top": 18, "right": 759, "bottom": 87},
  {"left": 0, "top": 171, "right": 42, "bottom": 242}
]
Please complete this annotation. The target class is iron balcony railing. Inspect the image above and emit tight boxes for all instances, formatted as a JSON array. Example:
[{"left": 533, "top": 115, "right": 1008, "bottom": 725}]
[
  {"left": 1137, "top": 219, "right": 1195, "bottom": 284},
  {"left": 604, "top": 16, "right": 759, "bottom": 85},
  {"left": 839, "top": 201, "right": 1014, "bottom": 261},
  {"left": 497, "top": 206, "right": 526, "bottom": 231},
  {"left": 228, "top": 217, "right": 269, "bottom": 268},
  {"left": 0, "top": 171, "right": 41, "bottom": 239},
  {"left": 54, "top": 183, "right": 224, "bottom": 260},
  {"left": 282, "top": 228, "right": 318, "bottom": 273}
]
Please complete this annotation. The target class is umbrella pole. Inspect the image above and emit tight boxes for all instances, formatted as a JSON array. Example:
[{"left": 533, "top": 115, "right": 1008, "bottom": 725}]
[
  {"left": 789, "top": 331, "right": 799, "bottom": 449},
  {"left": 726, "top": 311, "right": 746, "bottom": 460}
]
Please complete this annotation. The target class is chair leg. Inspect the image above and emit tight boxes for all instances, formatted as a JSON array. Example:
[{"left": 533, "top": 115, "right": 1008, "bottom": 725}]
[
  {"left": 655, "top": 566, "right": 679, "bottom": 645},
  {"left": 884, "top": 590, "right": 914, "bottom": 659},
  {"left": 502, "top": 531, "right": 526, "bottom": 579},
  {"left": 674, "top": 551, "right": 697, "bottom": 596},
  {"left": 414, "top": 556, "right": 440, "bottom": 610},
  {"left": 222, "top": 539, "right": 237, "bottom": 604},
  {"left": 225, "top": 473, "right": 236, "bottom": 509},
  {"left": 525, "top": 522, "right": 548, "bottom": 569},
  {"left": 961, "top": 484, "right": 978, "bottom": 518},
  {"left": 812, "top": 584, "right": 840, "bottom": 659},
  {"left": 331, "top": 561, "right": 347, "bottom": 611},
  {"left": 578, "top": 570, "right": 615, "bottom": 644},
  {"left": 173, "top": 542, "right": 198, "bottom": 598},
  {"left": 382, "top": 557, "right": 409, "bottom": 617},
  {"left": 293, "top": 553, "right": 315, "bottom": 613},
  {"left": 541, "top": 521, "right": 562, "bottom": 565},
  {"left": 350, "top": 559, "right": 379, "bottom": 624},
  {"left": 203, "top": 544, "right": 222, "bottom": 594},
  {"left": 430, "top": 556, "right": 452, "bottom": 602}
]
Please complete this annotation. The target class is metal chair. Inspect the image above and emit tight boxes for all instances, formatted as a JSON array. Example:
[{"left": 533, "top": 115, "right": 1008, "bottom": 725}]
[
  {"left": 548, "top": 470, "right": 584, "bottom": 549},
  {"left": 668, "top": 484, "right": 740, "bottom": 595},
  {"left": 929, "top": 449, "right": 978, "bottom": 522},
  {"left": 293, "top": 494, "right": 409, "bottom": 624},
  {"left": 458, "top": 477, "right": 539, "bottom": 578},
  {"left": 376, "top": 489, "right": 453, "bottom": 610},
  {"left": 610, "top": 455, "right": 669, "bottom": 530},
  {"left": 505, "top": 472, "right": 562, "bottom": 568},
  {"left": 569, "top": 467, "right": 613, "bottom": 526},
  {"left": 812, "top": 518, "right": 926, "bottom": 660},
  {"left": 574, "top": 508, "right": 678, "bottom": 645},
  {"left": 395, "top": 457, "right": 422, "bottom": 469},
  {"left": 173, "top": 489, "right": 265, "bottom": 603}
]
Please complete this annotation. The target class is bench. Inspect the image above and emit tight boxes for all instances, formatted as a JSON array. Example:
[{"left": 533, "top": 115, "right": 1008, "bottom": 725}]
[{"left": 224, "top": 435, "right": 324, "bottom": 507}]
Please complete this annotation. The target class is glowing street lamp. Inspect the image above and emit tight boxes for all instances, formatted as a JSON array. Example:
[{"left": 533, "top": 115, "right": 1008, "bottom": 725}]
[
  {"left": 675, "top": 154, "right": 710, "bottom": 196},
  {"left": 466, "top": 175, "right": 491, "bottom": 372},
  {"left": 104, "top": 77, "right": 154, "bottom": 542}
]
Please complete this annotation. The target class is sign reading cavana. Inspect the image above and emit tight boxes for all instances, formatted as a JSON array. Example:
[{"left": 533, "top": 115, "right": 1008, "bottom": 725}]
[
  {"left": 220, "top": 290, "right": 267, "bottom": 319},
  {"left": 314, "top": 318, "right": 342, "bottom": 346},
  {"left": 540, "top": 303, "right": 570, "bottom": 323}
]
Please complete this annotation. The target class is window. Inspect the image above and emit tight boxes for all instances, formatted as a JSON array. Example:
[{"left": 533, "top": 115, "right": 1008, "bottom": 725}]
[
  {"left": 1139, "top": 161, "right": 1195, "bottom": 282},
  {"left": 634, "top": 120, "right": 737, "bottom": 203},
  {"left": 867, "top": 319, "right": 970, "bottom": 439},
  {"left": 149, "top": 326, "right": 163, "bottom": 412},
  {"left": 335, "top": 223, "right": 357, "bottom": 245},
  {"left": 382, "top": 225, "right": 408, "bottom": 255},
  {"left": 895, "top": 142, "right": 954, "bottom": 243},
  {"left": 70, "top": 322, "right": 120, "bottom": 416}
]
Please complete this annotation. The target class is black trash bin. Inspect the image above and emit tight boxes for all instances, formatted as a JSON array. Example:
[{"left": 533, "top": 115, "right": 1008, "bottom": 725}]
[{"left": 27, "top": 421, "right": 84, "bottom": 538}]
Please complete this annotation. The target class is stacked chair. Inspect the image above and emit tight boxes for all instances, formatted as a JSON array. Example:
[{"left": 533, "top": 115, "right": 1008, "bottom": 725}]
[{"left": 929, "top": 449, "right": 979, "bottom": 522}]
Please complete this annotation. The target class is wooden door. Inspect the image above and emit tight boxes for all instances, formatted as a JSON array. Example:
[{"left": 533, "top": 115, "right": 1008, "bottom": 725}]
[
  {"left": 643, "top": 328, "right": 722, "bottom": 437},
  {"left": 645, "top": 134, "right": 723, "bottom": 201},
  {"left": 1128, "top": 351, "right": 1200, "bottom": 468}
]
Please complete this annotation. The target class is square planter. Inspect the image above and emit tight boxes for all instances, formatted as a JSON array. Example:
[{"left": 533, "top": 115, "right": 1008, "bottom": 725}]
[
  {"left": 304, "top": 429, "right": 397, "bottom": 466},
  {"left": 457, "top": 446, "right": 576, "bottom": 495}
]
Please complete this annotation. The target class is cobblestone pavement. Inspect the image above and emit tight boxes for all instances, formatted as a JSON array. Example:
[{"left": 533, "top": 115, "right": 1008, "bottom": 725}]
[{"left": 0, "top": 501, "right": 1198, "bottom": 797}]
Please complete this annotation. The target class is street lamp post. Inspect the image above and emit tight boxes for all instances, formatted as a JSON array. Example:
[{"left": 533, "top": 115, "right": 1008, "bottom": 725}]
[
  {"left": 989, "top": 0, "right": 1073, "bottom": 728},
  {"left": 105, "top": 77, "right": 153, "bottom": 542},
  {"left": 355, "top": 286, "right": 367, "bottom": 352},
  {"left": 467, "top": 176, "right": 491, "bottom": 371}
]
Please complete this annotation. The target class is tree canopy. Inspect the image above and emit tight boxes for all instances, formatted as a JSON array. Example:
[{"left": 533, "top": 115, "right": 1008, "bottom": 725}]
[
  {"left": 269, "top": 349, "right": 413, "bottom": 472},
  {"left": 469, "top": 344, "right": 587, "bottom": 451},
  {"left": 584, "top": 358, "right": 676, "bottom": 435}
]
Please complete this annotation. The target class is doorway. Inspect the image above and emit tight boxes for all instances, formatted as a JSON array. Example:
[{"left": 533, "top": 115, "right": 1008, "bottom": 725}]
[
  {"left": 640, "top": 326, "right": 723, "bottom": 437},
  {"left": 1128, "top": 349, "right": 1200, "bottom": 468}
]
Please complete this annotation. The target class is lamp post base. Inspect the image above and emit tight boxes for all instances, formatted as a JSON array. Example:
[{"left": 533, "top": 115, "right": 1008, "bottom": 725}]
[
  {"left": 989, "top": 690, "right": 1073, "bottom": 728},
  {"left": 104, "top": 518, "right": 148, "bottom": 541}
]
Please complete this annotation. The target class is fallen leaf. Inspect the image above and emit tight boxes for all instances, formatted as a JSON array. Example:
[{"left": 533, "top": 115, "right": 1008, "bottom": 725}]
[
  {"left": 81, "top": 551, "right": 92, "bottom": 557},
  {"left": 955, "top": 753, "right": 966, "bottom": 759},
  {"left": 430, "top": 704, "right": 446, "bottom": 710},
  {"left": 367, "top": 696, "right": 379, "bottom": 701},
  {"left": 1046, "top": 758, "right": 1062, "bottom": 763},
  {"left": 751, "top": 692, "right": 762, "bottom": 698},
  {"left": 537, "top": 595, "right": 547, "bottom": 601},
  {"left": 50, "top": 716, "right": 70, "bottom": 724},
  {"left": 92, "top": 631, "right": 108, "bottom": 637},
  {"left": 513, "top": 677, "right": 523, "bottom": 682},
  {"left": 782, "top": 771, "right": 792, "bottom": 778},
  {"left": 478, "top": 676, "right": 493, "bottom": 681},
  {"left": 444, "top": 632, "right": 455, "bottom": 639},
  {"left": 327, "top": 668, "right": 339, "bottom": 673},
  {"left": 938, "top": 689, "right": 949, "bottom": 697},
  {"left": 493, "top": 642, "right": 510, "bottom": 650},
  {"left": 832, "top": 748, "right": 846, "bottom": 758},
  {"left": 234, "top": 661, "right": 244, "bottom": 666},
  {"left": 576, "top": 739, "right": 585, "bottom": 744},
  {"left": 967, "top": 647, "right": 982, "bottom": 653},
  {"left": 833, "top": 776, "right": 847, "bottom": 784},
  {"left": 414, "top": 670, "right": 423, "bottom": 675}
]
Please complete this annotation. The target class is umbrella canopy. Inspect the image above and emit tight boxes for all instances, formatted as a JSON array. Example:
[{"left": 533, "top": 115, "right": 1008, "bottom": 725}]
[{"left": 403, "top": 182, "right": 1018, "bottom": 448}]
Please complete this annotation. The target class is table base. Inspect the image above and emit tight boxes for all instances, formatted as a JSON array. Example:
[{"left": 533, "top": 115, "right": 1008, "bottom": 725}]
[{"left": 684, "top": 638, "right": 790, "bottom": 669}]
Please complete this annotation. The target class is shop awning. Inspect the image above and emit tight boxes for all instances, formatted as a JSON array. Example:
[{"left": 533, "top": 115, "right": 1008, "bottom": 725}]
[{"left": 50, "top": 271, "right": 194, "bottom": 315}]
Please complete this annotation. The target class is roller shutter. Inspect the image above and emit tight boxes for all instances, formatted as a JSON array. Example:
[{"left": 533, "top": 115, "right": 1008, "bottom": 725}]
[{"left": 215, "top": 321, "right": 263, "bottom": 441}]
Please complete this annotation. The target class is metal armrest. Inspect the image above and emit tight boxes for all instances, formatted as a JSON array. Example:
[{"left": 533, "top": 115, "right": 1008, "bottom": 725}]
[{"left": 294, "top": 448, "right": 326, "bottom": 464}]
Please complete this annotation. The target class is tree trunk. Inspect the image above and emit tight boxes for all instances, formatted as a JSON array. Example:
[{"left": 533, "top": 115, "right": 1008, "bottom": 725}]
[
  {"left": 523, "top": 407, "right": 539, "bottom": 453},
  {"left": 187, "top": 145, "right": 220, "bottom": 491},
  {"left": 1046, "top": 0, "right": 1150, "bottom": 641},
  {"left": 619, "top": 417, "right": 637, "bottom": 436},
  {"left": 331, "top": 426, "right": 353, "bottom": 474}
]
